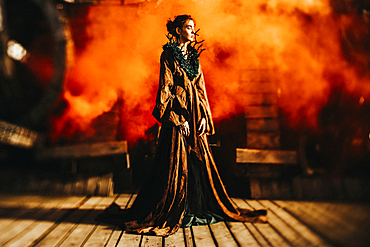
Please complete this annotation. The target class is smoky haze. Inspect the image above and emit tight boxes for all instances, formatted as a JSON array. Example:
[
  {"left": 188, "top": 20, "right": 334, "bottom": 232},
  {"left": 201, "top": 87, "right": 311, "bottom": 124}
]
[{"left": 51, "top": 0, "right": 370, "bottom": 143}]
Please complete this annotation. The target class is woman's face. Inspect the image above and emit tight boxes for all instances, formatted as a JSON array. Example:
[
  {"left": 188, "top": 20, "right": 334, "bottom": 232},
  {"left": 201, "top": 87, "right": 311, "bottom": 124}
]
[{"left": 177, "top": 19, "right": 195, "bottom": 43}]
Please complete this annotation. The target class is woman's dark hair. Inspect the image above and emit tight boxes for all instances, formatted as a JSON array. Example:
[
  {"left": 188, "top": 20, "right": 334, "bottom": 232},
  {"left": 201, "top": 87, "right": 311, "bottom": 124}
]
[{"left": 166, "top": 15, "right": 194, "bottom": 39}]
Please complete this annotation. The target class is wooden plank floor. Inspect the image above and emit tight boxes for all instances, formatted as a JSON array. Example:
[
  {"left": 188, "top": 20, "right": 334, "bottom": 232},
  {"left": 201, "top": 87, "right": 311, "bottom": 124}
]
[{"left": 0, "top": 194, "right": 369, "bottom": 247}]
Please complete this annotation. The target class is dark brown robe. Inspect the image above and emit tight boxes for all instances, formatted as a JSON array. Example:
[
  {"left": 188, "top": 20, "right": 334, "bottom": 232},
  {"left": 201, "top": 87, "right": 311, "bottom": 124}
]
[{"left": 99, "top": 49, "right": 267, "bottom": 236}]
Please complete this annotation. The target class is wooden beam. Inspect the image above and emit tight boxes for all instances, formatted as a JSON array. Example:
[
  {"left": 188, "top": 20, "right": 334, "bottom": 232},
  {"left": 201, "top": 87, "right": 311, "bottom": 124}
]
[
  {"left": 241, "top": 82, "right": 277, "bottom": 94},
  {"left": 245, "top": 105, "right": 278, "bottom": 118},
  {"left": 244, "top": 94, "right": 277, "bottom": 106},
  {"left": 35, "top": 141, "right": 128, "bottom": 160},
  {"left": 0, "top": 120, "right": 38, "bottom": 148},
  {"left": 247, "top": 119, "right": 280, "bottom": 132},
  {"left": 236, "top": 148, "right": 297, "bottom": 164},
  {"left": 247, "top": 132, "right": 280, "bottom": 149}
]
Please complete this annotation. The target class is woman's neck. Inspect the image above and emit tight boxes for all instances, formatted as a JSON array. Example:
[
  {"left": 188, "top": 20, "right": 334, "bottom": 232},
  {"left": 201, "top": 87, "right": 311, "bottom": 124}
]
[{"left": 177, "top": 41, "right": 188, "bottom": 55}]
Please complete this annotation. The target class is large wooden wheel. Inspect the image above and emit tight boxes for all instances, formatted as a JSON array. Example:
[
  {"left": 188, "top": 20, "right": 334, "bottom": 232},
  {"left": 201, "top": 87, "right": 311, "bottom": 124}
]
[{"left": 0, "top": 0, "right": 66, "bottom": 131}]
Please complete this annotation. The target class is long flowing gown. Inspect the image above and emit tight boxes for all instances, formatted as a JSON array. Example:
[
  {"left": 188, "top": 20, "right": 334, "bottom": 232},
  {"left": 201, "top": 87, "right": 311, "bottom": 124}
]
[{"left": 98, "top": 45, "right": 267, "bottom": 236}]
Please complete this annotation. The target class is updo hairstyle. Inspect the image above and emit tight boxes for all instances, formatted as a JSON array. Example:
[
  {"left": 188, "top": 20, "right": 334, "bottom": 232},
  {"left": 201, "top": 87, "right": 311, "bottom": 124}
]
[{"left": 166, "top": 15, "right": 194, "bottom": 39}]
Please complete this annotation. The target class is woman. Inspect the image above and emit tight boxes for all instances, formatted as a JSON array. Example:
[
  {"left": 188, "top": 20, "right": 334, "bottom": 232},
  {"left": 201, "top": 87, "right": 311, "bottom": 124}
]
[{"left": 99, "top": 15, "right": 267, "bottom": 236}]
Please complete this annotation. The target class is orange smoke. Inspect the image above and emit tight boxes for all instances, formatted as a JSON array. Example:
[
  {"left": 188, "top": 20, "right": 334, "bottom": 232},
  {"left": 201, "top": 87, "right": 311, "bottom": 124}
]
[{"left": 52, "top": 0, "right": 370, "bottom": 143}]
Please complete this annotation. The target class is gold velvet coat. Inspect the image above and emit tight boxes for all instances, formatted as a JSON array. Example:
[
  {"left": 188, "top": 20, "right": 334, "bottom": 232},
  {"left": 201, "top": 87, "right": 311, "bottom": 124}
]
[{"left": 113, "top": 49, "right": 267, "bottom": 236}]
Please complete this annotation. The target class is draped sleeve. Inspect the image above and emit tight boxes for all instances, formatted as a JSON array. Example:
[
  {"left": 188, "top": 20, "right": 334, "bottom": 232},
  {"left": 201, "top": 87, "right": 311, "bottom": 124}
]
[
  {"left": 195, "top": 65, "right": 215, "bottom": 135},
  {"left": 152, "top": 50, "right": 186, "bottom": 126}
]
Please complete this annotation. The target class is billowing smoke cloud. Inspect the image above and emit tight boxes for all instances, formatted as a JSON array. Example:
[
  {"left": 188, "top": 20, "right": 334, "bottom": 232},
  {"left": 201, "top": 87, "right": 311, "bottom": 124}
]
[{"left": 52, "top": 0, "right": 370, "bottom": 143}]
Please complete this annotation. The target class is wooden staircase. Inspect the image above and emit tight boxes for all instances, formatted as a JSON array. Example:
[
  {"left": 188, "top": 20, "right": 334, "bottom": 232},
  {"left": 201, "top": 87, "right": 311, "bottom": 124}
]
[{"left": 236, "top": 68, "right": 298, "bottom": 199}]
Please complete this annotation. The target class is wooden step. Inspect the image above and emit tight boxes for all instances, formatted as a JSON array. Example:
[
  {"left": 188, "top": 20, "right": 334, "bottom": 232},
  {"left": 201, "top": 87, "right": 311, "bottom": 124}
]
[
  {"left": 245, "top": 106, "right": 278, "bottom": 118},
  {"left": 35, "top": 141, "right": 128, "bottom": 160},
  {"left": 236, "top": 148, "right": 297, "bottom": 164},
  {"left": 243, "top": 93, "right": 277, "bottom": 105},
  {"left": 247, "top": 119, "right": 280, "bottom": 132},
  {"left": 247, "top": 132, "right": 281, "bottom": 149}
]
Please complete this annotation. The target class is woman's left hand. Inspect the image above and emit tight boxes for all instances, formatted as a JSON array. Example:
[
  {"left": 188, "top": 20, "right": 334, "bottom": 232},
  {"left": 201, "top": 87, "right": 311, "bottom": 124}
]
[
  {"left": 180, "top": 121, "right": 190, "bottom": 137},
  {"left": 198, "top": 118, "right": 206, "bottom": 136}
]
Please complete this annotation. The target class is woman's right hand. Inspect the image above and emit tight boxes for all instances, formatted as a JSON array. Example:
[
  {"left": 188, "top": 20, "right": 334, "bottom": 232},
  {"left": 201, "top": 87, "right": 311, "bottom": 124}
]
[{"left": 179, "top": 121, "right": 190, "bottom": 137}]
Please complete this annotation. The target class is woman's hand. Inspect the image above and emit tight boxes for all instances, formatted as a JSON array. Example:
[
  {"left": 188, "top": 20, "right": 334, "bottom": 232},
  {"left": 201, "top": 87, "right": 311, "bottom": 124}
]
[
  {"left": 198, "top": 118, "right": 206, "bottom": 136},
  {"left": 180, "top": 121, "right": 190, "bottom": 137}
]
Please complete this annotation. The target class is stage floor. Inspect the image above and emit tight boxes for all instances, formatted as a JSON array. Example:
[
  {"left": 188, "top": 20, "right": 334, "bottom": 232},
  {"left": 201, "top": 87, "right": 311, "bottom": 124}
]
[{"left": 0, "top": 193, "right": 369, "bottom": 247}]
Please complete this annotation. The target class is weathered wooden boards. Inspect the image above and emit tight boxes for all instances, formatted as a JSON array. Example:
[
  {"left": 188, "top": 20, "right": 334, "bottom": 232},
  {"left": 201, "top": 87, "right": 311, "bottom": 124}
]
[
  {"left": 0, "top": 194, "right": 118, "bottom": 247},
  {"left": 236, "top": 149, "right": 298, "bottom": 165},
  {"left": 274, "top": 200, "right": 370, "bottom": 247},
  {"left": 24, "top": 173, "right": 115, "bottom": 197},
  {"left": 0, "top": 194, "right": 369, "bottom": 246},
  {"left": 31, "top": 140, "right": 129, "bottom": 196},
  {"left": 35, "top": 141, "right": 128, "bottom": 160},
  {"left": 0, "top": 120, "right": 38, "bottom": 148},
  {"left": 236, "top": 69, "right": 298, "bottom": 199},
  {"left": 0, "top": 195, "right": 86, "bottom": 247},
  {"left": 239, "top": 69, "right": 280, "bottom": 150}
]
